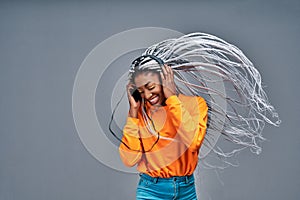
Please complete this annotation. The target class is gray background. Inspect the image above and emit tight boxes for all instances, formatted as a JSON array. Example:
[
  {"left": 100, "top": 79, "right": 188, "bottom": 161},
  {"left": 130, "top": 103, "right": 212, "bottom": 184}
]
[{"left": 1, "top": 0, "right": 299, "bottom": 199}]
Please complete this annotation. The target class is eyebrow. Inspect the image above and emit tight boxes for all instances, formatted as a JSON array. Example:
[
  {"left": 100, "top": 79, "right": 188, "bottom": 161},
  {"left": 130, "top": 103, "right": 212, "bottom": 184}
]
[
  {"left": 137, "top": 81, "right": 153, "bottom": 90},
  {"left": 144, "top": 81, "right": 151, "bottom": 87}
]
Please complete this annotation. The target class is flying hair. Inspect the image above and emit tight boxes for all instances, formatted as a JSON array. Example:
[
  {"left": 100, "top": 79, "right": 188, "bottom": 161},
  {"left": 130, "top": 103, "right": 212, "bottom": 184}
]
[{"left": 112, "top": 32, "right": 281, "bottom": 167}]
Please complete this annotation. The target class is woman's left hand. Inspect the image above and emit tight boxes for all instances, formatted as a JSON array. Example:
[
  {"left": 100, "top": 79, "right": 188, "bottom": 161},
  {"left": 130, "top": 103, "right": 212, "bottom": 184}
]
[{"left": 160, "top": 65, "right": 176, "bottom": 98}]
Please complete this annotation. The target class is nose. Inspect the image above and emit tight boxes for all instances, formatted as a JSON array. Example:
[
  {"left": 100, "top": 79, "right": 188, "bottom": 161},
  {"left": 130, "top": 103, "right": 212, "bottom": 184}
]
[{"left": 144, "top": 89, "right": 152, "bottom": 100}]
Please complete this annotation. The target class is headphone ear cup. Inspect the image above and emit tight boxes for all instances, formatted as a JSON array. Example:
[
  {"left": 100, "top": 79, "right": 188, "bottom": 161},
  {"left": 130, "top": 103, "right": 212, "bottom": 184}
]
[{"left": 132, "top": 89, "right": 142, "bottom": 102}]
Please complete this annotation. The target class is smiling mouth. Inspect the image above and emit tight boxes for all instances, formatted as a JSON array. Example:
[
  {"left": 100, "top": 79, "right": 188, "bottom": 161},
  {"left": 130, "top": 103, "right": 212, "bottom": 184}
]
[{"left": 148, "top": 95, "right": 160, "bottom": 105}]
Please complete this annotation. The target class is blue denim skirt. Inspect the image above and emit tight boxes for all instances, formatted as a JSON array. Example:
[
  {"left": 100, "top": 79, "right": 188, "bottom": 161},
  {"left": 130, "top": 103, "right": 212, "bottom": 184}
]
[{"left": 136, "top": 173, "right": 197, "bottom": 200}]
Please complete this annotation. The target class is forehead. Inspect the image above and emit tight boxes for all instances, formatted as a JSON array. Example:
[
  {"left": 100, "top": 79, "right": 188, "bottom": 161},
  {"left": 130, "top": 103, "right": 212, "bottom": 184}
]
[{"left": 134, "top": 72, "right": 160, "bottom": 88}]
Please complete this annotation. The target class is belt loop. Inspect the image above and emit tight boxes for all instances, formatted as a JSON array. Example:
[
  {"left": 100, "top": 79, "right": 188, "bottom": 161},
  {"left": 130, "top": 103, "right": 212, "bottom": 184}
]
[
  {"left": 153, "top": 177, "right": 158, "bottom": 183},
  {"left": 185, "top": 176, "right": 189, "bottom": 184}
]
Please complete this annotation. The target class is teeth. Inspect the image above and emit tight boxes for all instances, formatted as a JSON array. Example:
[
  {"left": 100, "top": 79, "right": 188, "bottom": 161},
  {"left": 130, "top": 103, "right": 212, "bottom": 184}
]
[{"left": 149, "top": 96, "right": 159, "bottom": 104}]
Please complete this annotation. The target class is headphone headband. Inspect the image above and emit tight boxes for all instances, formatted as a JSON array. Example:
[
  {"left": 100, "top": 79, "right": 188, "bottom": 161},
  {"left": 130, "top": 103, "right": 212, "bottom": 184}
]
[{"left": 130, "top": 55, "right": 164, "bottom": 71}]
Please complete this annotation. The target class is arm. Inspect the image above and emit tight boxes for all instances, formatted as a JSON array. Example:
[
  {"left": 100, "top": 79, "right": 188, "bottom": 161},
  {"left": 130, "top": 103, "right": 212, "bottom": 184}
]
[
  {"left": 119, "top": 82, "right": 143, "bottom": 167},
  {"left": 165, "top": 95, "right": 208, "bottom": 152},
  {"left": 160, "top": 65, "right": 208, "bottom": 152},
  {"left": 119, "top": 117, "right": 143, "bottom": 167}
]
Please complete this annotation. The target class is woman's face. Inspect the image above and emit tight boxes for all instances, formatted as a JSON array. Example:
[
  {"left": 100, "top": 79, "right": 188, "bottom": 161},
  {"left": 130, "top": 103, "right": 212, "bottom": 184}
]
[{"left": 134, "top": 71, "right": 165, "bottom": 106}]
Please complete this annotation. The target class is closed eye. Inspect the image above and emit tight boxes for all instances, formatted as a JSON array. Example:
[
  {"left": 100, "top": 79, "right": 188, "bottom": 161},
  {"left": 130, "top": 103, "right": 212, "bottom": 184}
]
[{"left": 148, "top": 85, "right": 155, "bottom": 90}]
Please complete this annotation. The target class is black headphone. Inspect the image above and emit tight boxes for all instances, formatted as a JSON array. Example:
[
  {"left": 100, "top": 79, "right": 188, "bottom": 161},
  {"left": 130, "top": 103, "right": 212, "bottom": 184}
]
[{"left": 130, "top": 55, "right": 164, "bottom": 70}]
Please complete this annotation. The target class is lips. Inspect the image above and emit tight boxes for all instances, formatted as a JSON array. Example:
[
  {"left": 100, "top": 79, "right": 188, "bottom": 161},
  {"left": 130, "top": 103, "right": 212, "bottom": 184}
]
[{"left": 148, "top": 95, "right": 160, "bottom": 105}]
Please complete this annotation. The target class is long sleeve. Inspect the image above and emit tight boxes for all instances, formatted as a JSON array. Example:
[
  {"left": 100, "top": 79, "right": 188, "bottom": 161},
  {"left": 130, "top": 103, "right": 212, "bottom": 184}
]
[
  {"left": 119, "top": 117, "right": 143, "bottom": 167},
  {"left": 165, "top": 95, "right": 208, "bottom": 152}
]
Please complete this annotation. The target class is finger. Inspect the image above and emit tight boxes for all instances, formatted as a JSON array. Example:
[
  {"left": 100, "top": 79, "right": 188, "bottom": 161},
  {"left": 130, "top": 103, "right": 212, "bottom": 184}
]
[
  {"left": 161, "top": 65, "right": 167, "bottom": 77},
  {"left": 165, "top": 65, "right": 172, "bottom": 79},
  {"left": 160, "top": 71, "right": 165, "bottom": 81},
  {"left": 168, "top": 65, "right": 174, "bottom": 76},
  {"left": 165, "top": 66, "right": 172, "bottom": 81},
  {"left": 127, "top": 82, "right": 133, "bottom": 87},
  {"left": 165, "top": 65, "right": 172, "bottom": 81},
  {"left": 165, "top": 64, "right": 170, "bottom": 72},
  {"left": 165, "top": 64, "right": 170, "bottom": 73},
  {"left": 127, "top": 84, "right": 137, "bottom": 98},
  {"left": 126, "top": 84, "right": 133, "bottom": 92},
  {"left": 128, "top": 82, "right": 137, "bottom": 88}
]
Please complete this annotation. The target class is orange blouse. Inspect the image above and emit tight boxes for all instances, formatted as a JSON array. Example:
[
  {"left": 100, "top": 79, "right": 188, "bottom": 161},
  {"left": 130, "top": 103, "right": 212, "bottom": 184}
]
[{"left": 119, "top": 94, "right": 208, "bottom": 178}]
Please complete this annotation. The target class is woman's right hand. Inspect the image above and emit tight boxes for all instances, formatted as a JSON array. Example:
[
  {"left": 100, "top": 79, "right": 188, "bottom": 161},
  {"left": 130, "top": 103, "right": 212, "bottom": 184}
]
[{"left": 126, "top": 82, "right": 141, "bottom": 118}]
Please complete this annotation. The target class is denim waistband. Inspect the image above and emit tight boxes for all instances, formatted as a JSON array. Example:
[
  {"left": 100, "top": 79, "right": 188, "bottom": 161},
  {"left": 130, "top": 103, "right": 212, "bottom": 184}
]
[{"left": 139, "top": 173, "right": 194, "bottom": 184}]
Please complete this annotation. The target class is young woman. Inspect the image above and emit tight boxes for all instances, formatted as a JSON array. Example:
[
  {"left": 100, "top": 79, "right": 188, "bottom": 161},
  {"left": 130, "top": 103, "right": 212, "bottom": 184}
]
[
  {"left": 119, "top": 55, "right": 208, "bottom": 199},
  {"left": 116, "top": 33, "right": 280, "bottom": 199}
]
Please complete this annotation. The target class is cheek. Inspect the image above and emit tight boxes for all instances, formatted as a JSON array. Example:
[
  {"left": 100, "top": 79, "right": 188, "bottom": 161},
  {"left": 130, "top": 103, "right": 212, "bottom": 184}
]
[{"left": 155, "top": 85, "right": 163, "bottom": 95}]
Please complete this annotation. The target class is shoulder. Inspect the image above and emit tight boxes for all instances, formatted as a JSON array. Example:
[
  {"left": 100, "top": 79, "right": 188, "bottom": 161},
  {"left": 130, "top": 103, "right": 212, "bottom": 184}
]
[
  {"left": 178, "top": 94, "right": 206, "bottom": 103},
  {"left": 178, "top": 94, "right": 208, "bottom": 111},
  {"left": 177, "top": 93, "right": 206, "bottom": 108}
]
